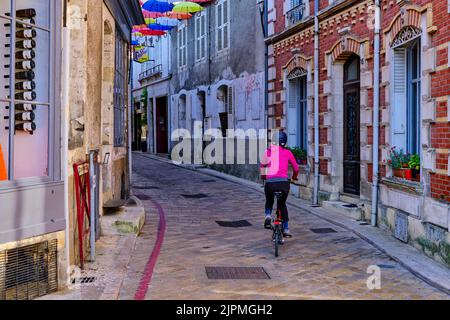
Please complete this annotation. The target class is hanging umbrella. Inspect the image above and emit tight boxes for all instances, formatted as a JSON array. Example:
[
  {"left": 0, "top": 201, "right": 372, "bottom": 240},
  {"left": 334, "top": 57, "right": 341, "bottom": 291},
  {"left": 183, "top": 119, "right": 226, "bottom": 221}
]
[
  {"left": 164, "top": 11, "right": 192, "bottom": 20},
  {"left": 142, "top": 0, "right": 174, "bottom": 13},
  {"left": 155, "top": 17, "right": 180, "bottom": 27},
  {"left": 139, "top": 29, "right": 167, "bottom": 36},
  {"left": 145, "top": 18, "right": 157, "bottom": 24},
  {"left": 142, "top": 10, "right": 164, "bottom": 18},
  {"left": 172, "top": 2, "right": 203, "bottom": 13},
  {"left": 148, "top": 23, "right": 173, "bottom": 31}
]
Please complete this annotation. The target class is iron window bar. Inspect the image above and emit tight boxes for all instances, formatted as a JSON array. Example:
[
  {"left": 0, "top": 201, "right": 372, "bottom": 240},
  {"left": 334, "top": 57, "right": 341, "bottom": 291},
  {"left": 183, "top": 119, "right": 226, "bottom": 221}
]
[{"left": 287, "top": 3, "right": 305, "bottom": 26}]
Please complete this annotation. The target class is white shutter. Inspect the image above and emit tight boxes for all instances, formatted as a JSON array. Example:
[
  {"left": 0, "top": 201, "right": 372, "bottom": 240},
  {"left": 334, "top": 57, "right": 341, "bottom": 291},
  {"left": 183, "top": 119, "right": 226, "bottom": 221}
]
[
  {"left": 287, "top": 79, "right": 298, "bottom": 147},
  {"left": 227, "top": 86, "right": 233, "bottom": 114},
  {"left": 392, "top": 48, "right": 407, "bottom": 150}
]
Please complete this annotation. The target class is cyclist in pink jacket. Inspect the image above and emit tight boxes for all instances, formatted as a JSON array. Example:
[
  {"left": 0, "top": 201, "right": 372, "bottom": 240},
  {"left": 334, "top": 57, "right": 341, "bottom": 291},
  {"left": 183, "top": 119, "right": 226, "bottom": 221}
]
[{"left": 260, "top": 131, "right": 299, "bottom": 237}]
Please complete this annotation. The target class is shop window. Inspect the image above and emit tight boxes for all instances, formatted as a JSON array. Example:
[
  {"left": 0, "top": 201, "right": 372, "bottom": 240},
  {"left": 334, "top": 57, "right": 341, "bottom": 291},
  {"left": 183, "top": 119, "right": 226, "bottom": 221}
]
[
  {"left": 391, "top": 27, "right": 421, "bottom": 155},
  {"left": 195, "top": 11, "right": 207, "bottom": 62},
  {"left": 0, "top": 1, "right": 57, "bottom": 183},
  {"left": 216, "top": 0, "right": 229, "bottom": 52},
  {"left": 114, "top": 29, "right": 127, "bottom": 147}
]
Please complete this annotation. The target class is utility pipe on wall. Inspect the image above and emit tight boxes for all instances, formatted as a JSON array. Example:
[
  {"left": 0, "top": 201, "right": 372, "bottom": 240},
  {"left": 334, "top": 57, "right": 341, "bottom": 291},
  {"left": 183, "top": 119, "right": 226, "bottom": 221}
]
[
  {"left": 313, "top": 0, "right": 320, "bottom": 206},
  {"left": 371, "top": 0, "right": 381, "bottom": 227}
]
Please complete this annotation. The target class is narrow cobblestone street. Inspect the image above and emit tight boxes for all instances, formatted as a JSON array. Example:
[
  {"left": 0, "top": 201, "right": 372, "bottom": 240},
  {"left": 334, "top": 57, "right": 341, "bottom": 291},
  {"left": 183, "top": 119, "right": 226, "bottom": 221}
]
[{"left": 117, "top": 154, "right": 449, "bottom": 300}]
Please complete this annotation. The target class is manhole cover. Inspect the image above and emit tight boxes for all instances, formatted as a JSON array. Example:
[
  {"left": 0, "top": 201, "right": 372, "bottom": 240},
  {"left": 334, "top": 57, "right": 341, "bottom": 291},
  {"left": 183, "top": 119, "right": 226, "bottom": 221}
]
[
  {"left": 133, "top": 186, "right": 160, "bottom": 190},
  {"left": 216, "top": 220, "right": 252, "bottom": 228},
  {"left": 181, "top": 193, "right": 209, "bottom": 199},
  {"left": 310, "top": 228, "right": 338, "bottom": 234},
  {"left": 72, "top": 277, "right": 96, "bottom": 284},
  {"left": 205, "top": 267, "right": 270, "bottom": 280},
  {"left": 135, "top": 194, "right": 151, "bottom": 200}
]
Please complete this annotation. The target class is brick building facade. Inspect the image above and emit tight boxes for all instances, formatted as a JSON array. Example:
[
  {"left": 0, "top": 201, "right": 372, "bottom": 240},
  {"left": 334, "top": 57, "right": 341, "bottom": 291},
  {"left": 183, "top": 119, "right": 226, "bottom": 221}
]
[{"left": 266, "top": 0, "right": 450, "bottom": 266}]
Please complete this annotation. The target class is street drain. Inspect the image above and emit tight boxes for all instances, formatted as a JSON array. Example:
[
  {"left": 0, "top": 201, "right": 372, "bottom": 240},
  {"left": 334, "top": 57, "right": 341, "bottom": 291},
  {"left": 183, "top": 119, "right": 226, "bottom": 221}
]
[
  {"left": 343, "top": 204, "right": 358, "bottom": 208},
  {"left": 310, "top": 228, "right": 338, "bottom": 234},
  {"left": 181, "top": 194, "right": 209, "bottom": 199},
  {"left": 205, "top": 267, "right": 270, "bottom": 280},
  {"left": 377, "top": 264, "right": 396, "bottom": 269},
  {"left": 71, "top": 277, "right": 96, "bottom": 285},
  {"left": 135, "top": 194, "right": 151, "bottom": 200},
  {"left": 133, "top": 186, "right": 160, "bottom": 190},
  {"left": 216, "top": 220, "right": 252, "bottom": 228}
]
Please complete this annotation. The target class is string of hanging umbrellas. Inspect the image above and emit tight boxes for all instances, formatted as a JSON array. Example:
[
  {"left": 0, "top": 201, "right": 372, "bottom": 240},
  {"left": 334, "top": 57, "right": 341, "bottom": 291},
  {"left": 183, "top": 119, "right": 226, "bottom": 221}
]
[{"left": 132, "top": 0, "right": 209, "bottom": 42}]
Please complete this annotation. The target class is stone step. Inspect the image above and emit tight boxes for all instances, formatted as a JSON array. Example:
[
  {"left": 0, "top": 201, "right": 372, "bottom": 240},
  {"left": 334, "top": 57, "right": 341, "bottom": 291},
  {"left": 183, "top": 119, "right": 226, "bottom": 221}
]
[
  {"left": 322, "top": 201, "right": 364, "bottom": 221},
  {"left": 339, "top": 194, "right": 361, "bottom": 205}
]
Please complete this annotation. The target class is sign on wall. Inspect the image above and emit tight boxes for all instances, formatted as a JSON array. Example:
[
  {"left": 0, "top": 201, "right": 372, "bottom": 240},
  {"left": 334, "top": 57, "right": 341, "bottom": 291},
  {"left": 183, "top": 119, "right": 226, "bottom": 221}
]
[{"left": 133, "top": 45, "right": 149, "bottom": 63}]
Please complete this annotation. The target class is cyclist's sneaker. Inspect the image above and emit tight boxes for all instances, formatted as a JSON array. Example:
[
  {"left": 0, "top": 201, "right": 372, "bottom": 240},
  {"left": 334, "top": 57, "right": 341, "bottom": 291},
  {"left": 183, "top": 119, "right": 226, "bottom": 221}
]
[
  {"left": 282, "top": 229, "right": 293, "bottom": 238},
  {"left": 264, "top": 215, "right": 272, "bottom": 229}
]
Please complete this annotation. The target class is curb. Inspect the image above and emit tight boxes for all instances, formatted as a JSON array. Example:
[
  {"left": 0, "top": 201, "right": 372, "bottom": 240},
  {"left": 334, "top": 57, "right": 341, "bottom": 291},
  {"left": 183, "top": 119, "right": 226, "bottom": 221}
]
[{"left": 133, "top": 152, "right": 450, "bottom": 295}]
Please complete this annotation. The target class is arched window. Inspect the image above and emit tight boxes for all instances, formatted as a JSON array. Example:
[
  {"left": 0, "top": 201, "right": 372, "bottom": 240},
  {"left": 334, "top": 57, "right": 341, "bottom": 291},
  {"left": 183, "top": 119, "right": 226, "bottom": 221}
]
[{"left": 286, "top": 68, "right": 308, "bottom": 152}]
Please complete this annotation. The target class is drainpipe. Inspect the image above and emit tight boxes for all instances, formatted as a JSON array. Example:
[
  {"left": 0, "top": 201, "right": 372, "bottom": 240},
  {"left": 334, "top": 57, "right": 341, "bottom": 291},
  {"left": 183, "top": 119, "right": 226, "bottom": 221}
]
[
  {"left": 128, "top": 41, "right": 133, "bottom": 195},
  {"left": 313, "top": 0, "right": 320, "bottom": 206},
  {"left": 371, "top": 0, "right": 381, "bottom": 227},
  {"left": 61, "top": 0, "right": 71, "bottom": 284},
  {"left": 259, "top": 0, "right": 269, "bottom": 144}
]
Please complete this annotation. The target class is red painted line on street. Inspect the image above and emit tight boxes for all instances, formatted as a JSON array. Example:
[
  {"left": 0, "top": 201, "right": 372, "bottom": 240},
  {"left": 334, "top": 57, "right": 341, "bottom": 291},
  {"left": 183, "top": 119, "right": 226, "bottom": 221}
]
[{"left": 134, "top": 199, "right": 166, "bottom": 300}]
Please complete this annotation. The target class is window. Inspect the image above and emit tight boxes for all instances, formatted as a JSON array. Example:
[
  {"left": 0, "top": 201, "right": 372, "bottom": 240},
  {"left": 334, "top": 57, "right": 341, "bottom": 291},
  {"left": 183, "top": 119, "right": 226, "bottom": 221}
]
[
  {"left": 114, "top": 30, "right": 127, "bottom": 146},
  {"left": 286, "top": 0, "right": 306, "bottom": 26},
  {"left": 178, "top": 24, "right": 187, "bottom": 67},
  {"left": 0, "top": 1, "right": 58, "bottom": 182},
  {"left": 195, "top": 11, "right": 207, "bottom": 62},
  {"left": 216, "top": 0, "right": 229, "bottom": 52},
  {"left": 287, "top": 72, "right": 307, "bottom": 151},
  {"left": 391, "top": 27, "right": 421, "bottom": 155}
]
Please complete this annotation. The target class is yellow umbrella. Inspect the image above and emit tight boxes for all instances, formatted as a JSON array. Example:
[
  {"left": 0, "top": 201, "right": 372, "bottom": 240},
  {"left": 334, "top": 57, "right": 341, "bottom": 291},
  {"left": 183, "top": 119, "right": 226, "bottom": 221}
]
[
  {"left": 172, "top": 2, "right": 203, "bottom": 13},
  {"left": 145, "top": 18, "right": 157, "bottom": 24}
]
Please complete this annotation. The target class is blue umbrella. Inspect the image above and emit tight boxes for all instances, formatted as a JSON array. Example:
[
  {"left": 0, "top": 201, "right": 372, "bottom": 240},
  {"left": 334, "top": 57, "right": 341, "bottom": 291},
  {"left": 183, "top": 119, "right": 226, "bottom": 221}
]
[
  {"left": 142, "top": 0, "right": 174, "bottom": 13},
  {"left": 148, "top": 23, "right": 174, "bottom": 31}
]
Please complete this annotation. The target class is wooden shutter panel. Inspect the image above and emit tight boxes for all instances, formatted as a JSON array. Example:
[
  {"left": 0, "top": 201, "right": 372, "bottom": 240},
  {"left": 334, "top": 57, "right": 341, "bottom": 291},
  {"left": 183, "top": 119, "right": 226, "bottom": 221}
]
[
  {"left": 287, "top": 79, "right": 298, "bottom": 147},
  {"left": 227, "top": 86, "right": 233, "bottom": 114},
  {"left": 392, "top": 48, "right": 407, "bottom": 150}
]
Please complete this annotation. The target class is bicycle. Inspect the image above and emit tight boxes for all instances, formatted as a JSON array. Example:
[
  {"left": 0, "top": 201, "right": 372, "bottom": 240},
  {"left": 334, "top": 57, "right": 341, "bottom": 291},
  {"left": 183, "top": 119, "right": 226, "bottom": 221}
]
[{"left": 265, "top": 191, "right": 285, "bottom": 258}]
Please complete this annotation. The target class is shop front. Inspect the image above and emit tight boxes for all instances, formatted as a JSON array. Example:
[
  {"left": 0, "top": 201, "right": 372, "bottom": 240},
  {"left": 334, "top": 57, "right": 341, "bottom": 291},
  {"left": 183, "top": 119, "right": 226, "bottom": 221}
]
[{"left": 0, "top": 0, "right": 65, "bottom": 299}]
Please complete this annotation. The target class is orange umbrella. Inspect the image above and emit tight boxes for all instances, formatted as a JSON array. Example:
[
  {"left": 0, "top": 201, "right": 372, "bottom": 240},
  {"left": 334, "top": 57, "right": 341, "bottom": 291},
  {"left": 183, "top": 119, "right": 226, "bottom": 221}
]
[
  {"left": 0, "top": 144, "right": 7, "bottom": 181},
  {"left": 164, "top": 11, "right": 192, "bottom": 20}
]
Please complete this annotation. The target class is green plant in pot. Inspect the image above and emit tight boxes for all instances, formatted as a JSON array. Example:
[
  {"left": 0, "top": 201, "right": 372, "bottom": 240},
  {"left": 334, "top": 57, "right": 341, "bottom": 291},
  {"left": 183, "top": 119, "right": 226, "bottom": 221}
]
[
  {"left": 287, "top": 147, "right": 307, "bottom": 165},
  {"left": 387, "top": 147, "right": 411, "bottom": 180},
  {"left": 408, "top": 154, "right": 420, "bottom": 181}
]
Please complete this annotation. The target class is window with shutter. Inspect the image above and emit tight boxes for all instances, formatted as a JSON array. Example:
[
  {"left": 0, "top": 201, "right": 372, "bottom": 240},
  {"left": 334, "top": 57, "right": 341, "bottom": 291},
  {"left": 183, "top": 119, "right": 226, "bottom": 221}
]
[
  {"left": 286, "top": 74, "right": 308, "bottom": 149},
  {"left": 195, "top": 12, "right": 207, "bottom": 62},
  {"left": 178, "top": 25, "right": 187, "bottom": 67},
  {"left": 227, "top": 86, "right": 233, "bottom": 115},
  {"left": 216, "top": 0, "right": 230, "bottom": 53},
  {"left": 392, "top": 48, "right": 407, "bottom": 151},
  {"left": 287, "top": 79, "right": 298, "bottom": 148}
]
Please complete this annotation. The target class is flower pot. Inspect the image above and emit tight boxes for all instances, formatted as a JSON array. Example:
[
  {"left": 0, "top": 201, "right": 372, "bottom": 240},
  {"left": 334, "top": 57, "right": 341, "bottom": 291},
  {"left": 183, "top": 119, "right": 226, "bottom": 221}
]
[
  {"left": 393, "top": 168, "right": 408, "bottom": 179},
  {"left": 404, "top": 169, "right": 412, "bottom": 180},
  {"left": 411, "top": 169, "right": 420, "bottom": 182}
]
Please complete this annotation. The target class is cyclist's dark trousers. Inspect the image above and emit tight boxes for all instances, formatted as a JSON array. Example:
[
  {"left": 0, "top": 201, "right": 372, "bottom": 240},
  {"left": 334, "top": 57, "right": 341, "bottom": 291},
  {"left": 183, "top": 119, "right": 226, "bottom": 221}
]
[{"left": 265, "top": 181, "right": 290, "bottom": 222}]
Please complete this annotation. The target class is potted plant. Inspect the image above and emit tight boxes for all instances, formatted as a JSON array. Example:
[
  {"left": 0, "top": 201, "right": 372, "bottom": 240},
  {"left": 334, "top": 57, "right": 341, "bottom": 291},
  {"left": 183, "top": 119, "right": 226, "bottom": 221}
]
[
  {"left": 287, "top": 147, "right": 308, "bottom": 165},
  {"left": 386, "top": 147, "right": 411, "bottom": 179},
  {"left": 408, "top": 154, "right": 420, "bottom": 182}
]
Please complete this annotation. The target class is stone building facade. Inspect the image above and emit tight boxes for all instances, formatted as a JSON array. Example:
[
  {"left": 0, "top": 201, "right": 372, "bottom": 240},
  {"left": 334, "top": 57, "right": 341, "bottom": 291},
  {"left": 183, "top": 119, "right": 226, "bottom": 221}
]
[
  {"left": 267, "top": 0, "right": 450, "bottom": 266},
  {"left": 0, "top": 0, "right": 143, "bottom": 299}
]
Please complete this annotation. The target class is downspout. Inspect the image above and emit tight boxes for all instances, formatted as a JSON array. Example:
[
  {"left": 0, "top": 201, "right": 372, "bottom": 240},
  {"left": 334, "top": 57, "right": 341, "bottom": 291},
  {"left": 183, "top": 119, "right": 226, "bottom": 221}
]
[
  {"left": 313, "top": 0, "right": 320, "bottom": 206},
  {"left": 61, "top": 0, "right": 71, "bottom": 284},
  {"left": 128, "top": 41, "right": 133, "bottom": 195},
  {"left": 260, "top": 0, "right": 269, "bottom": 145},
  {"left": 371, "top": 0, "right": 381, "bottom": 226}
]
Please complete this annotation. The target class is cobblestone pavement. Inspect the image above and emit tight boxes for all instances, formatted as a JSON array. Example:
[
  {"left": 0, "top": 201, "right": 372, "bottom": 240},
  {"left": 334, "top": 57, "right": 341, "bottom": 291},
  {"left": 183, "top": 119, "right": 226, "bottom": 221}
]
[{"left": 121, "top": 154, "right": 449, "bottom": 300}]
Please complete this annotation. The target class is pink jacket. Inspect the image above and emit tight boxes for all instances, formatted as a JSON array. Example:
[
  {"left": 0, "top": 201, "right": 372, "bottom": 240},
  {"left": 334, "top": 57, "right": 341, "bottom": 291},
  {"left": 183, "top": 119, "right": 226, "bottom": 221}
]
[{"left": 260, "top": 145, "right": 299, "bottom": 180}]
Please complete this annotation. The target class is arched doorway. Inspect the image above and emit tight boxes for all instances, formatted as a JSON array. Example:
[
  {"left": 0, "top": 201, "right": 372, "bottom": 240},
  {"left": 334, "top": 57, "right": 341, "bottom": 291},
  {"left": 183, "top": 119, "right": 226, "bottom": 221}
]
[{"left": 343, "top": 55, "right": 360, "bottom": 195}]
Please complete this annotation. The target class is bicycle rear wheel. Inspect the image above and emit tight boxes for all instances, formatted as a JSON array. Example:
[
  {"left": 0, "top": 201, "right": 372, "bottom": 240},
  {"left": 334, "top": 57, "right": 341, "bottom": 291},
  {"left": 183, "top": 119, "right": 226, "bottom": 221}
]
[{"left": 274, "top": 228, "right": 280, "bottom": 257}]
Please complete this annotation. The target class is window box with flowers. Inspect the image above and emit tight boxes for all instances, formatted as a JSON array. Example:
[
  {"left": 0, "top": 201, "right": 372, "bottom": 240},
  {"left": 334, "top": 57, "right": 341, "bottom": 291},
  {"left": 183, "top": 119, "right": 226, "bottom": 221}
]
[
  {"left": 383, "top": 147, "right": 420, "bottom": 182},
  {"left": 286, "top": 147, "right": 308, "bottom": 166}
]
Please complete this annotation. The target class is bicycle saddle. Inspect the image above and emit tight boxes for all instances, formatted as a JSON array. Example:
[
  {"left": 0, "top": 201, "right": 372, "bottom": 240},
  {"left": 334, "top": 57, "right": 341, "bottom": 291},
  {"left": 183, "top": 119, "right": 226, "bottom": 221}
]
[{"left": 274, "top": 192, "right": 283, "bottom": 198}]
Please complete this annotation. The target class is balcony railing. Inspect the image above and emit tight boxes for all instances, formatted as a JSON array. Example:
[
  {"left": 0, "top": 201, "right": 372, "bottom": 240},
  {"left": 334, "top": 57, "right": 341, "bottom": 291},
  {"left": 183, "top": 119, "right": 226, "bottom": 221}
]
[
  {"left": 138, "top": 64, "right": 163, "bottom": 82},
  {"left": 286, "top": 3, "right": 306, "bottom": 26}
]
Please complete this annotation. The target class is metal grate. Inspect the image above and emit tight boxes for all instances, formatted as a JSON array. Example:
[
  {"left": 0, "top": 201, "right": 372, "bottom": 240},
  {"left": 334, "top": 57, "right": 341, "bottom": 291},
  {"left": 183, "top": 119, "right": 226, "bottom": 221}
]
[
  {"left": 181, "top": 193, "right": 209, "bottom": 199},
  {"left": 0, "top": 240, "right": 58, "bottom": 300},
  {"left": 310, "top": 228, "right": 338, "bottom": 234},
  {"left": 133, "top": 186, "right": 160, "bottom": 190},
  {"left": 72, "top": 277, "right": 96, "bottom": 285},
  {"left": 205, "top": 267, "right": 270, "bottom": 280},
  {"left": 216, "top": 220, "right": 252, "bottom": 228}
]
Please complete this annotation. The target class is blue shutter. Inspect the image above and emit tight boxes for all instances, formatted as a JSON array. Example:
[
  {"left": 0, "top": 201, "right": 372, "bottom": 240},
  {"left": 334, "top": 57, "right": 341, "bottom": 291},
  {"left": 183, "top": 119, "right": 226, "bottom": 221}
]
[
  {"left": 392, "top": 48, "right": 407, "bottom": 150},
  {"left": 287, "top": 79, "right": 298, "bottom": 147}
]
